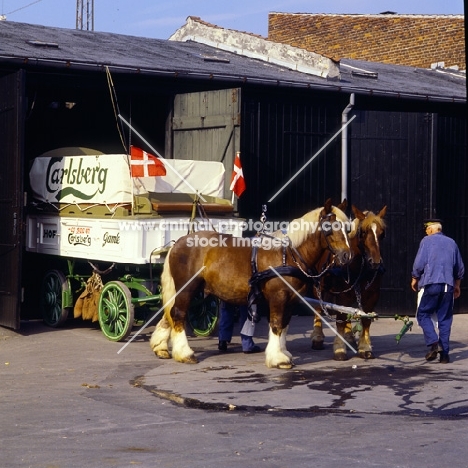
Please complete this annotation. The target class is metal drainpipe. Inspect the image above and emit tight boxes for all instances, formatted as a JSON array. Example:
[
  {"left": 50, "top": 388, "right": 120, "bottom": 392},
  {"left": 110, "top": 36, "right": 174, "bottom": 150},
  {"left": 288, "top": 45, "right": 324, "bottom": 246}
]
[{"left": 341, "top": 93, "right": 355, "bottom": 202}]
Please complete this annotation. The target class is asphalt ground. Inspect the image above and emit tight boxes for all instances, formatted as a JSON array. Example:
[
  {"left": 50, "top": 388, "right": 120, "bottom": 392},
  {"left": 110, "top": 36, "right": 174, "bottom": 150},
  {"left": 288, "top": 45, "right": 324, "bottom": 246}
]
[
  {"left": 140, "top": 313, "right": 468, "bottom": 416},
  {"left": 2, "top": 312, "right": 468, "bottom": 467}
]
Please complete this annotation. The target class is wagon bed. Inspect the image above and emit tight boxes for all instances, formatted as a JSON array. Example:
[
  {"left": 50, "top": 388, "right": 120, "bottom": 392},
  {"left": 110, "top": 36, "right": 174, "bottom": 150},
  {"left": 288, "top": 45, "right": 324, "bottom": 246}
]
[{"left": 25, "top": 150, "right": 245, "bottom": 341}]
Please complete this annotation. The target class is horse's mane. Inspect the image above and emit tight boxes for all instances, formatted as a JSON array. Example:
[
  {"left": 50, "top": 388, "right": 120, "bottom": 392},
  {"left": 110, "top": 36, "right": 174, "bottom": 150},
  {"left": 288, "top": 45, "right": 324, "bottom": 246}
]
[
  {"left": 271, "top": 205, "right": 350, "bottom": 249},
  {"left": 360, "top": 211, "right": 386, "bottom": 232}
]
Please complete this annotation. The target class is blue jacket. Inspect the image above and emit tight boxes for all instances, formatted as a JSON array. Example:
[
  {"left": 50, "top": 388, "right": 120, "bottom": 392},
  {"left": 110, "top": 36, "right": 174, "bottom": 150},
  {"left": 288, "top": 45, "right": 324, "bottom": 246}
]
[{"left": 412, "top": 232, "right": 464, "bottom": 289}]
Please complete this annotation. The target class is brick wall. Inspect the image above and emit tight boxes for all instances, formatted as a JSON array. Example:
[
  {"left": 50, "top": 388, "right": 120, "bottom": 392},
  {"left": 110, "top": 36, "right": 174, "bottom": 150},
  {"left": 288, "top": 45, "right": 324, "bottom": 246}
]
[{"left": 268, "top": 13, "right": 465, "bottom": 69}]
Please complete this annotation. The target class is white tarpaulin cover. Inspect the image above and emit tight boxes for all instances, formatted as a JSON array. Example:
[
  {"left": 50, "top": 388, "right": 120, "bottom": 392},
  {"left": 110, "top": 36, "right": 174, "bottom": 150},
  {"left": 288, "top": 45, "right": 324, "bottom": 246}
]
[
  {"left": 135, "top": 159, "right": 225, "bottom": 197},
  {"left": 29, "top": 154, "right": 226, "bottom": 204}
]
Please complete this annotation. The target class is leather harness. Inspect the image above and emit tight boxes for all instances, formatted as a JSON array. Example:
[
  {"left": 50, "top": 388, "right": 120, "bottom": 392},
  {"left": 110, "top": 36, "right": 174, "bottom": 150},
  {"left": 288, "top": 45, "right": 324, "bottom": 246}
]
[{"left": 246, "top": 213, "right": 339, "bottom": 321}]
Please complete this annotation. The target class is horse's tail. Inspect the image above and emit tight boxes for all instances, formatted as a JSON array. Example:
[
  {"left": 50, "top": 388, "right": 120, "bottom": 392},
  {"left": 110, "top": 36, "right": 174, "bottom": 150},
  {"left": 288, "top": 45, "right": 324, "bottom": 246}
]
[{"left": 161, "top": 246, "right": 176, "bottom": 327}]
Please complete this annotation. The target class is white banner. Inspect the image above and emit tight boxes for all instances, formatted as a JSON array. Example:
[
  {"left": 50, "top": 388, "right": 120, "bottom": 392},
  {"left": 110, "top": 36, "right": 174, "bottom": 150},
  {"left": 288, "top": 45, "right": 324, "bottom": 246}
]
[{"left": 29, "top": 154, "right": 133, "bottom": 204}]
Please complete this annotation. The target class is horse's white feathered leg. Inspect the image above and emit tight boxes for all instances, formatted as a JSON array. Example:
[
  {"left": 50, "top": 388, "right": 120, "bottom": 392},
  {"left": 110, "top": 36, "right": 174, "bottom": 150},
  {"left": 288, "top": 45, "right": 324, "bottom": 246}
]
[
  {"left": 265, "top": 326, "right": 293, "bottom": 369},
  {"left": 279, "top": 324, "right": 292, "bottom": 359},
  {"left": 150, "top": 249, "right": 175, "bottom": 360},
  {"left": 171, "top": 329, "right": 197, "bottom": 364},
  {"left": 150, "top": 315, "right": 172, "bottom": 359}
]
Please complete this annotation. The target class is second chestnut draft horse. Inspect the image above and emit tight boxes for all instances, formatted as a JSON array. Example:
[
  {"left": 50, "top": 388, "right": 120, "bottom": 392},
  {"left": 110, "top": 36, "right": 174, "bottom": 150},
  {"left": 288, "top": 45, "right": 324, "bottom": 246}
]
[
  {"left": 310, "top": 203, "right": 387, "bottom": 360},
  {"left": 150, "top": 199, "right": 352, "bottom": 369}
]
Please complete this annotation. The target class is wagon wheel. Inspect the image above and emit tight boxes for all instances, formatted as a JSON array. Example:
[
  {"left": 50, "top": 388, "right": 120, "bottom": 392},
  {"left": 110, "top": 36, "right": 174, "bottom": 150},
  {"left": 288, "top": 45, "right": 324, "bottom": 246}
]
[
  {"left": 40, "top": 270, "right": 70, "bottom": 327},
  {"left": 187, "top": 293, "right": 220, "bottom": 337},
  {"left": 98, "top": 281, "right": 135, "bottom": 342}
]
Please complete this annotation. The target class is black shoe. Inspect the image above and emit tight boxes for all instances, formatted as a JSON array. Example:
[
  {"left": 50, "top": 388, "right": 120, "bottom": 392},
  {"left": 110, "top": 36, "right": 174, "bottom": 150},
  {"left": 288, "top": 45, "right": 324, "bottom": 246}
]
[
  {"left": 243, "top": 345, "right": 262, "bottom": 354},
  {"left": 439, "top": 352, "right": 450, "bottom": 364},
  {"left": 425, "top": 343, "right": 439, "bottom": 361},
  {"left": 218, "top": 340, "right": 228, "bottom": 352}
]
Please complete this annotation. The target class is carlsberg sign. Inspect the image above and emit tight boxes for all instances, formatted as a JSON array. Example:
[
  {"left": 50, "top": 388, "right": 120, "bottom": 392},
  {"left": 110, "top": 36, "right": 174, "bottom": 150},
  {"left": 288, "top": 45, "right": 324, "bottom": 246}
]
[{"left": 29, "top": 154, "right": 133, "bottom": 204}]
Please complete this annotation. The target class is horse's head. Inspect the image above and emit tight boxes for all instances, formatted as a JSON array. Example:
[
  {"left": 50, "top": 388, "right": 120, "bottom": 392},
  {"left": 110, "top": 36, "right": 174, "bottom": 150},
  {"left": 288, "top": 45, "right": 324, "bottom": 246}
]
[
  {"left": 318, "top": 198, "right": 353, "bottom": 266},
  {"left": 351, "top": 204, "right": 387, "bottom": 269}
]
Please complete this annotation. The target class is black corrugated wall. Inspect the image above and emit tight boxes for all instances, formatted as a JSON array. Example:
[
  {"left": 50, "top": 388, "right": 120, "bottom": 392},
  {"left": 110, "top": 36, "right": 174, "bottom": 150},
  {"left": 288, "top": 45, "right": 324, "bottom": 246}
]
[
  {"left": 240, "top": 91, "right": 345, "bottom": 223},
  {"left": 349, "top": 110, "right": 435, "bottom": 314},
  {"left": 239, "top": 91, "right": 467, "bottom": 315}
]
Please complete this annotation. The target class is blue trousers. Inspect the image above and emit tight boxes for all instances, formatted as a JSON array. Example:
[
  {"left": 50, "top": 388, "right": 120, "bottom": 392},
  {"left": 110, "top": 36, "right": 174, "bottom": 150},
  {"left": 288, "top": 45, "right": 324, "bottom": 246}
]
[
  {"left": 218, "top": 303, "right": 256, "bottom": 351},
  {"left": 416, "top": 283, "right": 454, "bottom": 353}
]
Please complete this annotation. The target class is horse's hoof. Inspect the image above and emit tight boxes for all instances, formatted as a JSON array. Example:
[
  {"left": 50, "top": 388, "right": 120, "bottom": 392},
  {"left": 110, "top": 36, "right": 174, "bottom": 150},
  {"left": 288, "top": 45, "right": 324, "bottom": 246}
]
[
  {"left": 311, "top": 341, "right": 324, "bottom": 350},
  {"left": 333, "top": 352, "right": 348, "bottom": 361},
  {"left": 155, "top": 350, "right": 171, "bottom": 359},
  {"left": 358, "top": 351, "right": 375, "bottom": 359},
  {"left": 266, "top": 359, "right": 294, "bottom": 369},
  {"left": 277, "top": 362, "right": 294, "bottom": 369},
  {"left": 181, "top": 355, "right": 199, "bottom": 364}
]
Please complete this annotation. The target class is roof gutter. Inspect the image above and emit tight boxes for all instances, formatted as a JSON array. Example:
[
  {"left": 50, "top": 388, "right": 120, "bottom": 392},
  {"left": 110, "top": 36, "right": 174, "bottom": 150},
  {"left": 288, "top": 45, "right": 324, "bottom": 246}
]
[{"left": 0, "top": 55, "right": 465, "bottom": 104}]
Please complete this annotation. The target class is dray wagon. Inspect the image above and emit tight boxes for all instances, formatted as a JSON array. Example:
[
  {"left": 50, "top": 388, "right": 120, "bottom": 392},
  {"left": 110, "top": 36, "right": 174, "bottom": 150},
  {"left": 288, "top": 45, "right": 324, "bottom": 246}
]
[{"left": 25, "top": 149, "right": 244, "bottom": 341}]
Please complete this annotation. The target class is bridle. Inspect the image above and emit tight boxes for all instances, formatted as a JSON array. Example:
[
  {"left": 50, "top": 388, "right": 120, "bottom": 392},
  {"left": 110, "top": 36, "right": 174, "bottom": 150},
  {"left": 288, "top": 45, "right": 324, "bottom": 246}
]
[
  {"left": 357, "top": 218, "right": 385, "bottom": 266},
  {"left": 319, "top": 212, "right": 350, "bottom": 258}
]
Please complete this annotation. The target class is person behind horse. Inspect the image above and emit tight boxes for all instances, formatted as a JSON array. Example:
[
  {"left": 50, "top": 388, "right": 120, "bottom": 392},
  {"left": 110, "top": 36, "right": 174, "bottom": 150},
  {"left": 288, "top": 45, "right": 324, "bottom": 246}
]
[
  {"left": 411, "top": 219, "right": 464, "bottom": 363},
  {"left": 218, "top": 302, "right": 261, "bottom": 354}
]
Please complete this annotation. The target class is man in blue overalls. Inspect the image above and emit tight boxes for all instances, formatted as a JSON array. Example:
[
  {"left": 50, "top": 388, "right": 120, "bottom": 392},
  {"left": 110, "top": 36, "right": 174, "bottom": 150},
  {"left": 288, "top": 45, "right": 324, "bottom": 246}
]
[
  {"left": 411, "top": 219, "right": 464, "bottom": 363},
  {"left": 218, "top": 302, "right": 262, "bottom": 354}
]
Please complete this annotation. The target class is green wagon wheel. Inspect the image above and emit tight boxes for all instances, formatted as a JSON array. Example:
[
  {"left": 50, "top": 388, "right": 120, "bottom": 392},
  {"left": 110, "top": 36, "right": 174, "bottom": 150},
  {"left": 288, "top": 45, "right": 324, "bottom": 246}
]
[
  {"left": 98, "top": 281, "right": 135, "bottom": 342},
  {"left": 40, "top": 270, "right": 70, "bottom": 327},
  {"left": 187, "top": 294, "right": 220, "bottom": 337}
]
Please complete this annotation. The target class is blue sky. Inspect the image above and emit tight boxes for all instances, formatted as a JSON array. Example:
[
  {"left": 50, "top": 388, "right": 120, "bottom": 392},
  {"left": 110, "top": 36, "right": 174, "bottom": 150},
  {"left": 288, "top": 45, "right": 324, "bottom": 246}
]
[{"left": 1, "top": 0, "right": 464, "bottom": 39}]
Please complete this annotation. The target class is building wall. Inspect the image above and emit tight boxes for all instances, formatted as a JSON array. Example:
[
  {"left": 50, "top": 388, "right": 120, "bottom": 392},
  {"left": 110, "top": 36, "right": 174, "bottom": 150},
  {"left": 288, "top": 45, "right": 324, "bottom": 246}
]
[
  {"left": 2, "top": 64, "right": 466, "bottom": 324},
  {"left": 268, "top": 13, "right": 466, "bottom": 69}
]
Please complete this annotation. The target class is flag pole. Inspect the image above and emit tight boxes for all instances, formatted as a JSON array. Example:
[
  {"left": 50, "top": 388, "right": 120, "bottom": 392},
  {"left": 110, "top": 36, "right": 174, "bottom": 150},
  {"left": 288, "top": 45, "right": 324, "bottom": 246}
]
[
  {"left": 129, "top": 146, "right": 135, "bottom": 216},
  {"left": 230, "top": 151, "right": 236, "bottom": 205},
  {"left": 230, "top": 151, "right": 245, "bottom": 205}
]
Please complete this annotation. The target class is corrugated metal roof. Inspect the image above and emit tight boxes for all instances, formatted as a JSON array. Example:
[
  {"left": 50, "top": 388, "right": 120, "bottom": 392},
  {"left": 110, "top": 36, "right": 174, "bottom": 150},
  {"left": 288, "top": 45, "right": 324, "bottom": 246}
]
[{"left": 0, "top": 21, "right": 465, "bottom": 103}]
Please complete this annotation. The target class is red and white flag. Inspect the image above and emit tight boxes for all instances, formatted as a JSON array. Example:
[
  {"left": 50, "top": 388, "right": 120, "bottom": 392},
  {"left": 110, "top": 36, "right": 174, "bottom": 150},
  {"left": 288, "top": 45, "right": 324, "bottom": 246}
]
[
  {"left": 130, "top": 146, "right": 166, "bottom": 177},
  {"left": 230, "top": 152, "right": 246, "bottom": 198}
]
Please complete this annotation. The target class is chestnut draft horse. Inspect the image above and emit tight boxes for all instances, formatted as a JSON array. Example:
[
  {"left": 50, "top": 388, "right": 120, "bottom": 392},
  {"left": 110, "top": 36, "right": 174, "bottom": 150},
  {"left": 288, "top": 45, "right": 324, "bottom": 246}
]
[
  {"left": 310, "top": 204, "right": 387, "bottom": 360},
  {"left": 150, "top": 199, "right": 353, "bottom": 369}
]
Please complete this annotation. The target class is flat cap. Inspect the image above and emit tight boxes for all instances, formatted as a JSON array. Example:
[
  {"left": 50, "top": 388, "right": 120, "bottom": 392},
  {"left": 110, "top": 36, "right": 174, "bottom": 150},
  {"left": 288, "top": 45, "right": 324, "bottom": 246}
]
[{"left": 424, "top": 218, "right": 443, "bottom": 227}]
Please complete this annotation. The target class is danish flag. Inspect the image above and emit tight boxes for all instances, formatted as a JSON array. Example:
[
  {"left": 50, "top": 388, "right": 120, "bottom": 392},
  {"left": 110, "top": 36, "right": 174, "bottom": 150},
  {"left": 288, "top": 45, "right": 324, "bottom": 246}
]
[
  {"left": 230, "top": 152, "right": 246, "bottom": 197},
  {"left": 130, "top": 146, "right": 166, "bottom": 177}
]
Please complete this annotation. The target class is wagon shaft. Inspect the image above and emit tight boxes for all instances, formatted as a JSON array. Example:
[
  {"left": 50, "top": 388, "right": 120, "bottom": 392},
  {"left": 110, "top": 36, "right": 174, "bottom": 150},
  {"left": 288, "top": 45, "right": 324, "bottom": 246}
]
[{"left": 304, "top": 297, "right": 378, "bottom": 319}]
